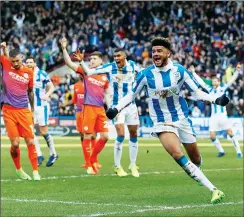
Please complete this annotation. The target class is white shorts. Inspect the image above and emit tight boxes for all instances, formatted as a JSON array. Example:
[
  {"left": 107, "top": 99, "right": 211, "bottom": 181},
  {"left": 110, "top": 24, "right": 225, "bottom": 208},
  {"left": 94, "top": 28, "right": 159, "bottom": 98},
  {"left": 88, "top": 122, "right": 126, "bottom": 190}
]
[
  {"left": 34, "top": 105, "right": 49, "bottom": 126},
  {"left": 209, "top": 114, "right": 230, "bottom": 131},
  {"left": 113, "top": 103, "right": 139, "bottom": 126},
  {"left": 152, "top": 118, "right": 196, "bottom": 144}
]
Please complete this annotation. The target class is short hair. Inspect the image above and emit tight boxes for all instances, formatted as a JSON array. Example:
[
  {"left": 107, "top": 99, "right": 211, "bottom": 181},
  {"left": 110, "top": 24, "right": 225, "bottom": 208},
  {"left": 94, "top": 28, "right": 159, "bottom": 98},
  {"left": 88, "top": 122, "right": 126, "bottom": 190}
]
[
  {"left": 26, "top": 56, "right": 35, "bottom": 62},
  {"left": 211, "top": 76, "right": 219, "bottom": 80},
  {"left": 151, "top": 37, "right": 173, "bottom": 52},
  {"left": 9, "top": 48, "right": 21, "bottom": 58},
  {"left": 113, "top": 48, "right": 126, "bottom": 54},
  {"left": 89, "top": 51, "right": 103, "bottom": 59}
]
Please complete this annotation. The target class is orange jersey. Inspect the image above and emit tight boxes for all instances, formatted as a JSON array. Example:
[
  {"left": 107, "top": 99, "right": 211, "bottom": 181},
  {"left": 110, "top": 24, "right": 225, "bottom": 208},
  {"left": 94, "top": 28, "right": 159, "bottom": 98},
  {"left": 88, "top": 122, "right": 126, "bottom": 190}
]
[
  {"left": 77, "top": 66, "right": 109, "bottom": 107},
  {"left": 1, "top": 55, "right": 33, "bottom": 108},
  {"left": 72, "top": 80, "right": 84, "bottom": 112}
]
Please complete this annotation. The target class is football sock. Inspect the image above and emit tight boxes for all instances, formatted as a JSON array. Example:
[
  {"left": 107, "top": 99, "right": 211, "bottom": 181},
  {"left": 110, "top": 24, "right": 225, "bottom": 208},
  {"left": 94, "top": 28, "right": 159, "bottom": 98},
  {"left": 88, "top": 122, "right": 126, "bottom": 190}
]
[
  {"left": 91, "top": 138, "right": 98, "bottom": 163},
  {"left": 10, "top": 146, "right": 21, "bottom": 170},
  {"left": 82, "top": 138, "right": 91, "bottom": 166},
  {"left": 27, "top": 144, "right": 38, "bottom": 171},
  {"left": 129, "top": 137, "right": 138, "bottom": 164},
  {"left": 90, "top": 138, "right": 107, "bottom": 164},
  {"left": 34, "top": 135, "right": 42, "bottom": 156},
  {"left": 211, "top": 138, "right": 224, "bottom": 153},
  {"left": 114, "top": 136, "right": 124, "bottom": 167},
  {"left": 230, "top": 135, "right": 242, "bottom": 154},
  {"left": 43, "top": 133, "right": 56, "bottom": 156},
  {"left": 176, "top": 155, "right": 216, "bottom": 191}
]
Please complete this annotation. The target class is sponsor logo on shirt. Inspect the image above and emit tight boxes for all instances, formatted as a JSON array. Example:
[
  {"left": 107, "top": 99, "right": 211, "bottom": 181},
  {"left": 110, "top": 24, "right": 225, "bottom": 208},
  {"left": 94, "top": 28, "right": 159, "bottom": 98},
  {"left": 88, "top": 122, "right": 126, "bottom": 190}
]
[
  {"left": 9, "top": 72, "right": 29, "bottom": 84},
  {"left": 88, "top": 77, "right": 105, "bottom": 87}
]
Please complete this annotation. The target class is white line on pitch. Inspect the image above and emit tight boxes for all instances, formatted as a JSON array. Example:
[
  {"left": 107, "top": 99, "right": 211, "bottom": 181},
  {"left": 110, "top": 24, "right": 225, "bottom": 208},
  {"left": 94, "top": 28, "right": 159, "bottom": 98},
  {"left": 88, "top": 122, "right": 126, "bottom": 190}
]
[
  {"left": 74, "top": 201, "right": 244, "bottom": 217},
  {"left": 1, "top": 197, "right": 243, "bottom": 216},
  {"left": 1, "top": 168, "right": 243, "bottom": 182}
]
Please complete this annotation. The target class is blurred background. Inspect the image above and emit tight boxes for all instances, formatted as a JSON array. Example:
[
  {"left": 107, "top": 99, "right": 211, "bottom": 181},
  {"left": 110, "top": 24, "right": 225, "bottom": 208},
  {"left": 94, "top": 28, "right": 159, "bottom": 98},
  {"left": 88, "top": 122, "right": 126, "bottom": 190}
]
[{"left": 1, "top": 1, "right": 243, "bottom": 138}]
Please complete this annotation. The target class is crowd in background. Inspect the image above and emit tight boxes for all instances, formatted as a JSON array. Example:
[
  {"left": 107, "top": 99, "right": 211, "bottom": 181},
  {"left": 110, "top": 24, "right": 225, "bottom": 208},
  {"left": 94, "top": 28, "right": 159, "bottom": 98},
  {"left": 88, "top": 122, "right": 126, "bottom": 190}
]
[{"left": 1, "top": 1, "right": 243, "bottom": 121}]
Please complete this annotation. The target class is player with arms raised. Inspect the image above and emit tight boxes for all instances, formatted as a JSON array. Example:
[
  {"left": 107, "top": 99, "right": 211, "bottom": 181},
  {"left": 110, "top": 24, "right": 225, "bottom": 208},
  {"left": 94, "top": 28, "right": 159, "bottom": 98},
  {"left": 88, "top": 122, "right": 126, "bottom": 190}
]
[
  {"left": 61, "top": 37, "right": 110, "bottom": 174},
  {"left": 1, "top": 42, "right": 40, "bottom": 180},
  {"left": 191, "top": 64, "right": 243, "bottom": 158},
  {"left": 106, "top": 37, "right": 229, "bottom": 204}
]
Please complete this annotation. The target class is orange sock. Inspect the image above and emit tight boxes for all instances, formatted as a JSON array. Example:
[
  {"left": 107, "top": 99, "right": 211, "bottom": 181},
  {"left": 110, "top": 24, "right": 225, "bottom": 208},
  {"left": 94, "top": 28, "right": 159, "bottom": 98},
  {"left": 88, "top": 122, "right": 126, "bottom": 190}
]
[
  {"left": 90, "top": 138, "right": 107, "bottom": 164},
  {"left": 10, "top": 146, "right": 21, "bottom": 170},
  {"left": 27, "top": 144, "right": 38, "bottom": 171},
  {"left": 91, "top": 139, "right": 98, "bottom": 163},
  {"left": 82, "top": 139, "right": 91, "bottom": 167}
]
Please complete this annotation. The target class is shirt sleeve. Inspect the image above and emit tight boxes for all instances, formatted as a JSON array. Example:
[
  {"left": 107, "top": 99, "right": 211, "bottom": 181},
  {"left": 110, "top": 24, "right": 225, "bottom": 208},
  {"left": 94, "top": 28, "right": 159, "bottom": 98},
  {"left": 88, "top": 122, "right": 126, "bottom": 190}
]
[
  {"left": 76, "top": 65, "right": 85, "bottom": 76},
  {"left": 0, "top": 54, "right": 9, "bottom": 66},
  {"left": 116, "top": 70, "right": 147, "bottom": 111},
  {"left": 183, "top": 69, "right": 200, "bottom": 92},
  {"left": 94, "top": 63, "right": 113, "bottom": 74}
]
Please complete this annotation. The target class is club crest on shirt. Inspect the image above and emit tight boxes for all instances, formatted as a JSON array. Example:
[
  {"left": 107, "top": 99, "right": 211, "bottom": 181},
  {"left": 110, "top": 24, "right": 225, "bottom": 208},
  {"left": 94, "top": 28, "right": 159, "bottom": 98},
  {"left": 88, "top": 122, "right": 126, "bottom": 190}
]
[{"left": 23, "top": 73, "right": 29, "bottom": 79}]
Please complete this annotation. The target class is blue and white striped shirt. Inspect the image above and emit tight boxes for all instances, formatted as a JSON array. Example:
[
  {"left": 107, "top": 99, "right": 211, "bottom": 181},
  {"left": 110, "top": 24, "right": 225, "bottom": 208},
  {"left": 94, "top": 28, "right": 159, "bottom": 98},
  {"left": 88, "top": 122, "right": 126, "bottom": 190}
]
[
  {"left": 34, "top": 67, "right": 51, "bottom": 107},
  {"left": 117, "top": 59, "right": 200, "bottom": 125},
  {"left": 93, "top": 60, "right": 142, "bottom": 106},
  {"left": 209, "top": 86, "right": 228, "bottom": 115},
  {"left": 192, "top": 71, "right": 240, "bottom": 116}
]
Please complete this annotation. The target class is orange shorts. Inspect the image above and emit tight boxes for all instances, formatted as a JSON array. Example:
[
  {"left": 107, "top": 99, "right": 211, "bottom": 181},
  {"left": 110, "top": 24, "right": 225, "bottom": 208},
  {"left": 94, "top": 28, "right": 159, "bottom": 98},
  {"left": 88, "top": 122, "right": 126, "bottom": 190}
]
[
  {"left": 76, "top": 111, "right": 83, "bottom": 133},
  {"left": 81, "top": 105, "right": 108, "bottom": 134},
  {"left": 2, "top": 104, "right": 34, "bottom": 139}
]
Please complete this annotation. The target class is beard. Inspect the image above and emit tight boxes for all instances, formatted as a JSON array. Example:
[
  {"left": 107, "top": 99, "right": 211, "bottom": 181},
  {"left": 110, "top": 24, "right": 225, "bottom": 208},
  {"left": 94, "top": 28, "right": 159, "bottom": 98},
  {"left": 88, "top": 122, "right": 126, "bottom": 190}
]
[{"left": 153, "top": 57, "right": 168, "bottom": 67}]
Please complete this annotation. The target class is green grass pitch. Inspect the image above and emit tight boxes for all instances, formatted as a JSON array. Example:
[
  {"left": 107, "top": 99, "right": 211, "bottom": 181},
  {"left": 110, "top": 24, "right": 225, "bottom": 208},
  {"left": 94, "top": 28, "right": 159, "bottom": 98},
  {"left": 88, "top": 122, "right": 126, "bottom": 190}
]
[{"left": 1, "top": 137, "right": 243, "bottom": 216}]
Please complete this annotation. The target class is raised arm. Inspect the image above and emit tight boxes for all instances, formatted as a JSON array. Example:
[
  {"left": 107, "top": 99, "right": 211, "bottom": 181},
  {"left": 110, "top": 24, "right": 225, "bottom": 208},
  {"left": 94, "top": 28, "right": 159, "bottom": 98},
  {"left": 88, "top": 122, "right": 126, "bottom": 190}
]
[
  {"left": 1, "top": 42, "right": 9, "bottom": 58},
  {"left": 225, "top": 65, "right": 241, "bottom": 88},
  {"left": 60, "top": 37, "right": 79, "bottom": 72}
]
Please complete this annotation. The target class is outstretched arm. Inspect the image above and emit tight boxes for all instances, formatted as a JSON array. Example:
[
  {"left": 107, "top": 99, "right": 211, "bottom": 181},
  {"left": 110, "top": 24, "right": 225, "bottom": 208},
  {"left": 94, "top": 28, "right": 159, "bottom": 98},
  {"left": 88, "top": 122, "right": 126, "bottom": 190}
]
[
  {"left": 106, "top": 71, "right": 146, "bottom": 119},
  {"left": 184, "top": 70, "right": 229, "bottom": 106}
]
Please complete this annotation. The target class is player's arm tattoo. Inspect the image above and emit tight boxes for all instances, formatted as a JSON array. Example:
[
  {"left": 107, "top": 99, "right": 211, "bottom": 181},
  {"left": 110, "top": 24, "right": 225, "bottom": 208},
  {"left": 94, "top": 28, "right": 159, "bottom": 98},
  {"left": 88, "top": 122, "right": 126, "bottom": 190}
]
[{"left": 28, "top": 88, "right": 34, "bottom": 111}]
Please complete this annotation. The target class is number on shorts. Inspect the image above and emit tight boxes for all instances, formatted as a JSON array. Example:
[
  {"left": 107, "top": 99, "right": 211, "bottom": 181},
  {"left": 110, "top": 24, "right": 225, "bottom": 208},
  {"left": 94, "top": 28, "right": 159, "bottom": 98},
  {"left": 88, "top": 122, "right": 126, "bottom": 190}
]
[{"left": 104, "top": 121, "right": 108, "bottom": 129}]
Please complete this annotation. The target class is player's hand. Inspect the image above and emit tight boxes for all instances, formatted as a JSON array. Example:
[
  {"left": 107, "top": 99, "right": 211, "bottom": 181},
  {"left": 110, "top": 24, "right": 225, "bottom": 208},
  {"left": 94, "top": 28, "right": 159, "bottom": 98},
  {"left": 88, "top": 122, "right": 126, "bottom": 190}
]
[
  {"left": 60, "top": 37, "right": 68, "bottom": 49},
  {"left": 106, "top": 107, "right": 119, "bottom": 120},
  {"left": 40, "top": 94, "right": 49, "bottom": 101},
  {"left": 215, "top": 94, "right": 229, "bottom": 106},
  {"left": 74, "top": 49, "right": 85, "bottom": 62}
]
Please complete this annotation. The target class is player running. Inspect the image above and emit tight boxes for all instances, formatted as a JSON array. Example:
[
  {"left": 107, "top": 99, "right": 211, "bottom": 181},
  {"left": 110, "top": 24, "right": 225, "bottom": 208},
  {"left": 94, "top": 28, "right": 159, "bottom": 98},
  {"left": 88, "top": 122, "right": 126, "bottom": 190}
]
[
  {"left": 78, "top": 48, "right": 142, "bottom": 177},
  {"left": 61, "top": 37, "right": 110, "bottom": 174},
  {"left": 191, "top": 63, "right": 243, "bottom": 158},
  {"left": 59, "top": 77, "right": 101, "bottom": 169},
  {"left": 25, "top": 57, "right": 58, "bottom": 166},
  {"left": 1, "top": 43, "right": 40, "bottom": 181},
  {"left": 106, "top": 37, "right": 229, "bottom": 204}
]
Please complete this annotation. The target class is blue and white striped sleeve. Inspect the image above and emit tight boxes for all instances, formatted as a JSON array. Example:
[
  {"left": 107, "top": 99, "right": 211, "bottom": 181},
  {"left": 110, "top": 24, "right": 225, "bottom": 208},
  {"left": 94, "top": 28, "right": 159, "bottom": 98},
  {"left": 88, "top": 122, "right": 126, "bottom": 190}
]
[
  {"left": 183, "top": 69, "right": 201, "bottom": 92},
  {"left": 116, "top": 71, "right": 146, "bottom": 111},
  {"left": 94, "top": 63, "right": 113, "bottom": 74}
]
